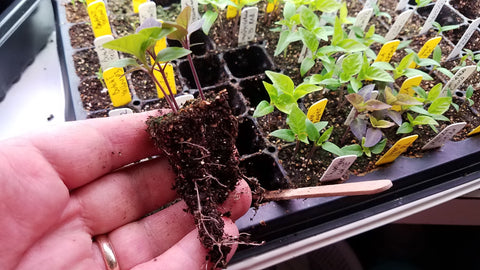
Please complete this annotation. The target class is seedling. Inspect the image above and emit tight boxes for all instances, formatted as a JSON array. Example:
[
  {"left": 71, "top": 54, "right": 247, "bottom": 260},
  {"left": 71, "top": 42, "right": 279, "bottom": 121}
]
[
  {"left": 432, "top": 21, "right": 460, "bottom": 35},
  {"left": 198, "top": 0, "right": 229, "bottom": 34}
]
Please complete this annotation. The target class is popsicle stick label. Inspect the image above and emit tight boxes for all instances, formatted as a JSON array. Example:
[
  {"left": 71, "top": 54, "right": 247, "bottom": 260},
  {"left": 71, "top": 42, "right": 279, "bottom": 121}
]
[
  {"left": 419, "top": 0, "right": 448, "bottom": 35},
  {"left": 298, "top": 44, "right": 312, "bottom": 63},
  {"left": 266, "top": 0, "right": 279, "bottom": 13},
  {"left": 94, "top": 35, "right": 119, "bottom": 70},
  {"left": 399, "top": 75, "right": 422, "bottom": 96},
  {"left": 226, "top": 0, "right": 239, "bottom": 19},
  {"left": 409, "top": 36, "right": 442, "bottom": 68},
  {"left": 103, "top": 67, "right": 132, "bottom": 107},
  {"left": 181, "top": 0, "right": 201, "bottom": 22},
  {"left": 108, "top": 108, "right": 134, "bottom": 117},
  {"left": 175, "top": 94, "right": 195, "bottom": 108},
  {"left": 375, "top": 135, "right": 418, "bottom": 166},
  {"left": 384, "top": 10, "right": 414, "bottom": 41},
  {"left": 446, "top": 17, "right": 480, "bottom": 61},
  {"left": 307, "top": 98, "right": 328, "bottom": 123},
  {"left": 467, "top": 124, "right": 480, "bottom": 137},
  {"left": 132, "top": 0, "right": 148, "bottom": 13},
  {"left": 375, "top": 40, "right": 400, "bottom": 62},
  {"left": 396, "top": 0, "right": 409, "bottom": 10},
  {"left": 422, "top": 122, "right": 466, "bottom": 150},
  {"left": 363, "top": 0, "right": 377, "bottom": 10},
  {"left": 348, "top": 8, "right": 373, "bottom": 38},
  {"left": 87, "top": 1, "right": 112, "bottom": 38},
  {"left": 320, "top": 155, "right": 357, "bottom": 182},
  {"left": 139, "top": 2, "right": 156, "bottom": 24},
  {"left": 238, "top": 7, "right": 258, "bottom": 45},
  {"left": 154, "top": 63, "right": 177, "bottom": 98},
  {"left": 440, "top": 65, "right": 476, "bottom": 96}
]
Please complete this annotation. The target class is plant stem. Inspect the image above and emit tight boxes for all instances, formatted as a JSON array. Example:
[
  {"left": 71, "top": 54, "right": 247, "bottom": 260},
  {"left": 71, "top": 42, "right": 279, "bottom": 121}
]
[
  {"left": 155, "top": 61, "right": 180, "bottom": 110},
  {"left": 307, "top": 144, "right": 317, "bottom": 164},
  {"left": 147, "top": 66, "right": 177, "bottom": 113},
  {"left": 182, "top": 40, "right": 205, "bottom": 100}
]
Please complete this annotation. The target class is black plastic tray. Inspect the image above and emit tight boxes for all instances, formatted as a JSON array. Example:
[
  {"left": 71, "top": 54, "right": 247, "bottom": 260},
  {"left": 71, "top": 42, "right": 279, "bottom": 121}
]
[{"left": 0, "top": 0, "right": 54, "bottom": 101}]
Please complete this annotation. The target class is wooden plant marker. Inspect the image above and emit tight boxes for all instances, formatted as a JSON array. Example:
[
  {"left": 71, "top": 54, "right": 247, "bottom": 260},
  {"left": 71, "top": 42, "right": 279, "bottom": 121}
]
[
  {"left": 422, "top": 122, "right": 466, "bottom": 150},
  {"left": 384, "top": 9, "right": 414, "bottom": 41},
  {"left": 408, "top": 36, "right": 442, "bottom": 69},
  {"left": 154, "top": 63, "right": 177, "bottom": 98},
  {"left": 238, "top": 7, "right": 258, "bottom": 46},
  {"left": 320, "top": 155, "right": 357, "bottom": 182},
  {"left": 226, "top": 0, "right": 238, "bottom": 20},
  {"left": 467, "top": 124, "right": 480, "bottom": 137},
  {"left": 419, "top": 0, "right": 447, "bottom": 35},
  {"left": 348, "top": 8, "right": 373, "bottom": 38},
  {"left": 108, "top": 108, "right": 134, "bottom": 117},
  {"left": 307, "top": 98, "right": 328, "bottom": 123},
  {"left": 374, "top": 40, "right": 400, "bottom": 63},
  {"left": 392, "top": 75, "right": 422, "bottom": 111},
  {"left": 175, "top": 94, "right": 195, "bottom": 108},
  {"left": 181, "top": 0, "right": 201, "bottom": 22},
  {"left": 103, "top": 67, "right": 132, "bottom": 107},
  {"left": 396, "top": 0, "right": 408, "bottom": 11},
  {"left": 132, "top": 0, "right": 148, "bottom": 13},
  {"left": 139, "top": 1, "right": 157, "bottom": 24},
  {"left": 261, "top": 180, "right": 393, "bottom": 201},
  {"left": 375, "top": 134, "right": 418, "bottom": 166},
  {"left": 446, "top": 18, "right": 480, "bottom": 61},
  {"left": 87, "top": 0, "right": 112, "bottom": 38},
  {"left": 266, "top": 0, "right": 279, "bottom": 13},
  {"left": 94, "top": 35, "right": 119, "bottom": 70},
  {"left": 440, "top": 65, "right": 476, "bottom": 97}
]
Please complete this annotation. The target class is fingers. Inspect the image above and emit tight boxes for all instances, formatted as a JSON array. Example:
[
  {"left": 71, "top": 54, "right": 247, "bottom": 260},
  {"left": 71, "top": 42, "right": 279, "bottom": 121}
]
[
  {"left": 71, "top": 156, "right": 177, "bottom": 235},
  {"left": 26, "top": 110, "right": 167, "bottom": 190},
  {"left": 104, "top": 180, "right": 251, "bottom": 269}
]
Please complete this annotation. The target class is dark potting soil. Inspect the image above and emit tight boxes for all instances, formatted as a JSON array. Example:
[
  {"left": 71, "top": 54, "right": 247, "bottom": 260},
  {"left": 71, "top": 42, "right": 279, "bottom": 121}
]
[
  {"left": 69, "top": 23, "right": 95, "bottom": 49},
  {"left": 64, "top": 2, "right": 89, "bottom": 23},
  {"left": 73, "top": 48, "right": 101, "bottom": 79},
  {"left": 78, "top": 77, "right": 113, "bottom": 111},
  {"left": 450, "top": 0, "right": 480, "bottom": 20},
  {"left": 130, "top": 70, "right": 158, "bottom": 100},
  {"left": 146, "top": 92, "right": 244, "bottom": 268},
  {"left": 442, "top": 25, "right": 480, "bottom": 52},
  {"left": 111, "top": 14, "right": 139, "bottom": 38}
]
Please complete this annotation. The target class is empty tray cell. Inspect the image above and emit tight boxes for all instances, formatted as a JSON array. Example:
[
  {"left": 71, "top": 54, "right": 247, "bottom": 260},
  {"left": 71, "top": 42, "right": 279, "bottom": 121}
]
[
  {"left": 240, "top": 153, "right": 288, "bottom": 190},
  {"left": 167, "top": 30, "right": 214, "bottom": 57},
  {"left": 236, "top": 117, "right": 266, "bottom": 156},
  {"left": 178, "top": 55, "right": 226, "bottom": 89},
  {"left": 239, "top": 76, "right": 269, "bottom": 107},
  {"left": 223, "top": 45, "right": 274, "bottom": 78}
]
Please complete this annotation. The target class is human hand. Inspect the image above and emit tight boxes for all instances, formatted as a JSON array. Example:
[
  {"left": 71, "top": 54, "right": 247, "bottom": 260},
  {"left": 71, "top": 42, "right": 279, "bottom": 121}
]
[{"left": 0, "top": 112, "right": 252, "bottom": 270}]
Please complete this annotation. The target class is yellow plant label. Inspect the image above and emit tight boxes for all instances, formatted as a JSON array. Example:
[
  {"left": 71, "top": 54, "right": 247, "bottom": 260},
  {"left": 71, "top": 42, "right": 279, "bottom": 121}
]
[
  {"left": 132, "top": 0, "right": 148, "bottom": 13},
  {"left": 467, "top": 124, "right": 480, "bottom": 137},
  {"left": 374, "top": 40, "right": 400, "bottom": 62},
  {"left": 226, "top": 0, "right": 238, "bottom": 19},
  {"left": 103, "top": 67, "right": 132, "bottom": 107},
  {"left": 151, "top": 37, "right": 167, "bottom": 64},
  {"left": 408, "top": 36, "right": 442, "bottom": 68},
  {"left": 307, "top": 98, "right": 328, "bottom": 123},
  {"left": 85, "top": 0, "right": 96, "bottom": 5},
  {"left": 266, "top": 0, "right": 278, "bottom": 13},
  {"left": 154, "top": 63, "right": 177, "bottom": 98},
  {"left": 375, "top": 135, "right": 418, "bottom": 166},
  {"left": 399, "top": 75, "right": 422, "bottom": 96},
  {"left": 87, "top": 1, "right": 112, "bottom": 38}
]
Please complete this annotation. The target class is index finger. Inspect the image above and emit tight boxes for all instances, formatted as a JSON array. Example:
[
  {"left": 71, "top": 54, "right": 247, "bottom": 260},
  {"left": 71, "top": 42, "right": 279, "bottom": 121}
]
[{"left": 25, "top": 110, "right": 166, "bottom": 190}]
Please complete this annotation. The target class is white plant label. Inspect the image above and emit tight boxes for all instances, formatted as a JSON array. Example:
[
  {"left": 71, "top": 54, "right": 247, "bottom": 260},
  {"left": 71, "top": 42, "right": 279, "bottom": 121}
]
[
  {"left": 446, "top": 17, "right": 480, "bottom": 61},
  {"left": 298, "top": 44, "right": 312, "bottom": 63},
  {"left": 396, "top": 0, "right": 409, "bottom": 11},
  {"left": 108, "top": 108, "right": 134, "bottom": 117},
  {"left": 238, "top": 7, "right": 258, "bottom": 46},
  {"left": 181, "top": 0, "right": 201, "bottom": 22},
  {"left": 384, "top": 9, "right": 414, "bottom": 41},
  {"left": 441, "top": 65, "right": 476, "bottom": 96},
  {"left": 363, "top": 0, "right": 377, "bottom": 10},
  {"left": 94, "top": 35, "right": 119, "bottom": 70},
  {"left": 320, "top": 155, "right": 357, "bottom": 182},
  {"left": 348, "top": 8, "right": 373, "bottom": 38},
  {"left": 139, "top": 2, "right": 156, "bottom": 25},
  {"left": 419, "top": 0, "right": 447, "bottom": 35},
  {"left": 175, "top": 94, "right": 195, "bottom": 108},
  {"left": 422, "top": 122, "right": 466, "bottom": 150}
]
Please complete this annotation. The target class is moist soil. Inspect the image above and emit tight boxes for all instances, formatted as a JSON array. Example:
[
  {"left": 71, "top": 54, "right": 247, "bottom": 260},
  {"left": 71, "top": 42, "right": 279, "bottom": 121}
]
[
  {"left": 73, "top": 48, "right": 100, "bottom": 79},
  {"left": 450, "top": 0, "right": 480, "bottom": 20},
  {"left": 146, "top": 92, "right": 250, "bottom": 268},
  {"left": 69, "top": 23, "right": 94, "bottom": 49}
]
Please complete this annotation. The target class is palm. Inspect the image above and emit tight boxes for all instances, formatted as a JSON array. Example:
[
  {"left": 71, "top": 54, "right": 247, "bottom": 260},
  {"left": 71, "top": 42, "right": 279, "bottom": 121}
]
[{"left": 0, "top": 113, "right": 251, "bottom": 270}]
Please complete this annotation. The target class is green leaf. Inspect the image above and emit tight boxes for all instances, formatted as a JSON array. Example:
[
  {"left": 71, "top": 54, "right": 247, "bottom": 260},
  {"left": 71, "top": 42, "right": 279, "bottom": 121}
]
[
  {"left": 265, "top": 71, "right": 295, "bottom": 95},
  {"left": 342, "top": 53, "right": 363, "bottom": 78},
  {"left": 340, "top": 144, "right": 363, "bottom": 157},
  {"left": 371, "top": 138, "right": 387, "bottom": 154},
  {"left": 286, "top": 106, "right": 307, "bottom": 138},
  {"left": 253, "top": 100, "right": 274, "bottom": 117},
  {"left": 299, "top": 28, "right": 319, "bottom": 54},
  {"left": 332, "top": 16, "right": 343, "bottom": 46},
  {"left": 306, "top": 119, "right": 320, "bottom": 142},
  {"left": 350, "top": 77, "right": 362, "bottom": 92},
  {"left": 202, "top": 10, "right": 218, "bottom": 35},
  {"left": 394, "top": 94, "right": 423, "bottom": 106},
  {"left": 436, "top": 67, "right": 455, "bottom": 78},
  {"left": 293, "top": 83, "right": 322, "bottom": 100},
  {"left": 337, "top": 39, "right": 367, "bottom": 52},
  {"left": 274, "top": 30, "right": 301, "bottom": 56},
  {"left": 283, "top": 1, "right": 296, "bottom": 19},
  {"left": 369, "top": 116, "right": 395, "bottom": 128},
  {"left": 428, "top": 97, "right": 451, "bottom": 115},
  {"left": 263, "top": 82, "right": 278, "bottom": 101},
  {"left": 412, "top": 115, "right": 439, "bottom": 126},
  {"left": 432, "top": 45, "right": 442, "bottom": 63},
  {"left": 299, "top": 6, "right": 319, "bottom": 31},
  {"left": 314, "top": 121, "right": 329, "bottom": 132},
  {"left": 104, "top": 58, "right": 139, "bottom": 69},
  {"left": 300, "top": 57, "right": 316, "bottom": 76},
  {"left": 396, "top": 52, "right": 416, "bottom": 73},
  {"left": 397, "top": 122, "right": 413, "bottom": 134},
  {"left": 366, "top": 66, "right": 394, "bottom": 82},
  {"left": 156, "top": 47, "right": 191, "bottom": 62},
  {"left": 312, "top": 0, "right": 342, "bottom": 13},
  {"left": 322, "top": 142, "right": 345, "bottom": 156},
  {"left": 270, "top": 129, "right": 296, "bottom": 142},
  {"left": 275, "top": 94, "right": 297, "bottom": 114},
  {"left": 316, "top": 126, "right": 333, "bottom": 145},
  {"left": 427, "top": 83, "right": 442, "bottom": 101},
  {"left": 403, "top": 68, "right": 433, "bottom": 80},
  {"left": 466, "top": 85, "right": 474, "bottom": 99},
  {"left": 371, "top": 61, "right": 395, "bottom": 70},
  {"left": 413, "top": 86, "right": 428, "bottom": 100}
]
